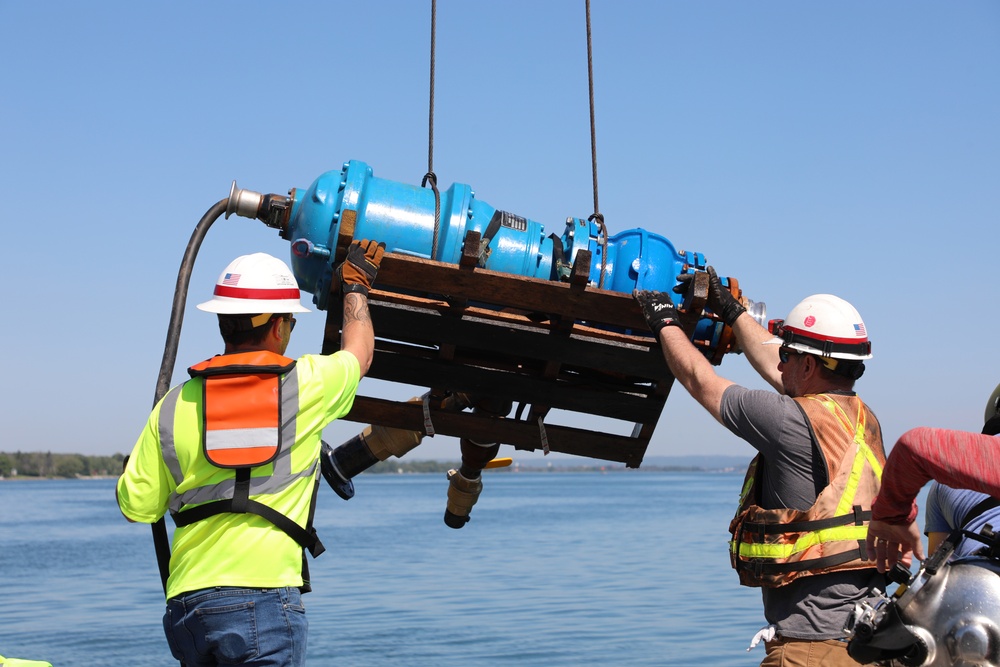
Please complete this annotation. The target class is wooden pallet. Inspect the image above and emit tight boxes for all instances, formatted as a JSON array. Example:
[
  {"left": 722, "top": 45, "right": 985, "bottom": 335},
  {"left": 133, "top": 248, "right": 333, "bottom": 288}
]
[{"left": 321, "top": 232, "right": 674, "bottom": 468}]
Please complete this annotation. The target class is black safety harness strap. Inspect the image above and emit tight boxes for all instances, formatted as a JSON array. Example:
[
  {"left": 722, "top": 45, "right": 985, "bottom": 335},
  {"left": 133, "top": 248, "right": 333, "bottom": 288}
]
[
  {"left": 961, "top": 496, "right": 1000, "bottom": 531},
  {"left": 477, "top": 210, "right": 504, "bottom": 266},
  {"left": 299, "top": 470, "right": 323, "bottom": 593},
  {"left": 172, "top": 468, "right": 325, "bottom": 559},
  {"left": 743, "top": 506, "right": 870, "bottom": 538},
  {"left": 741, "top": 547, "right": 865, "bottom": 577}
]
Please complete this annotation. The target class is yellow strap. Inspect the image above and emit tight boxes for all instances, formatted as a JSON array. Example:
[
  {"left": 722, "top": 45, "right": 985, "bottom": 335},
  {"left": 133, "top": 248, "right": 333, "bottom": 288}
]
[
  {"left": 806, "top": 395, "right": 859, "bottom": 439},
  {"left": 735, "top": 524, "right": 869, "bottom": 559},
  {"left": 737, "top": 458, "right": 757, "bottom": 507},
  {"left": 805, "top": 396, "right": 882, "bottom": 514}
]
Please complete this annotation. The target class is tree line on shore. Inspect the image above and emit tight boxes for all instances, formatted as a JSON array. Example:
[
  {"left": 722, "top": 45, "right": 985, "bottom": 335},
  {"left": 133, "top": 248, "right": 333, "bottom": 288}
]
[
  {"left": 0, "top": 451, "right": 721, "bottom": 480},
  {"left": 0, "top": 451, "right": 127, "bottom": 478},
  {"left": 0, "top": 452, "right": 462, "bottom": 479}
]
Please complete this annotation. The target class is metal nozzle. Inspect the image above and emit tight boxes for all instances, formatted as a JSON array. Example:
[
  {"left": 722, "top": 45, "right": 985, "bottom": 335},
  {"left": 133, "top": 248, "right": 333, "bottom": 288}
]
[
  {"left": 745, "top": 299, "right": 767, "bottom": 329},
  {"left": 226, "top": 180, "right": 264, "bottom": 220}
]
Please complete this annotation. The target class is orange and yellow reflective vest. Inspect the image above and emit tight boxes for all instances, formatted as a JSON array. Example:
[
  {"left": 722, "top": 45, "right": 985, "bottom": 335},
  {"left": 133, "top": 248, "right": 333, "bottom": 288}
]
[{"left": 728, "top": 393, "right": 886, "bottom": 588}]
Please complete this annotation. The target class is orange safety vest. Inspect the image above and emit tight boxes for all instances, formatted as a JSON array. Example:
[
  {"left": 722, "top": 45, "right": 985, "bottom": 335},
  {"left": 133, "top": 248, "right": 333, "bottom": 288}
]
[
  {"left": 188, "top": 351, "right": 297, "bottom": 468},
  {"left": 168, "top": 351, "right": 325, "bottom": 578},
  {"left": 728, "top": 393, "right": 886, "bottom": 588}
]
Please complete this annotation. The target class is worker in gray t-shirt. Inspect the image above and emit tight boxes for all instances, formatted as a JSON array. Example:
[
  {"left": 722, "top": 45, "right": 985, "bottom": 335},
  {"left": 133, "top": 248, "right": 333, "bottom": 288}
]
[{"left": 635, "top": 268, "right": 886, "bottom": 667}]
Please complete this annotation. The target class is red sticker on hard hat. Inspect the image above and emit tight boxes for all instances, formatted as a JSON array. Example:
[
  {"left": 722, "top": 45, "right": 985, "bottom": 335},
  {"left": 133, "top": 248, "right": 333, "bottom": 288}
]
[{"left": 804, "top": 315, "right": 816, "bottom": 327}]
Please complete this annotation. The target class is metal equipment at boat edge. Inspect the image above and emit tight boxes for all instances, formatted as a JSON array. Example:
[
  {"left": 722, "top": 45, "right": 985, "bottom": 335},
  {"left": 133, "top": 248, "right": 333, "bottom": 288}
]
[{"left": 845, "top": 525, "right": 1000, "bottom": 666}]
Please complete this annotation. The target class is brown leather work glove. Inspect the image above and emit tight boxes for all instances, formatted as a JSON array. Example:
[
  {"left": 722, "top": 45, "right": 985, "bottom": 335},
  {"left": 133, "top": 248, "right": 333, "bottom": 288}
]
[{"left": 337, "top": 239, "right": 386, "bottom": 296}]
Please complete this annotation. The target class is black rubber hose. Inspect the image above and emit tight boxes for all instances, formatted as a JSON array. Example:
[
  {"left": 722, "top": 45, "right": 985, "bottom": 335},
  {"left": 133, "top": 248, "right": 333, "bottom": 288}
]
[
  {"left": 149, "top": 198, "right": 228, "bottom": 596},
  {"left": 154, "top": 199, "right": 229, "bottom": 405}
]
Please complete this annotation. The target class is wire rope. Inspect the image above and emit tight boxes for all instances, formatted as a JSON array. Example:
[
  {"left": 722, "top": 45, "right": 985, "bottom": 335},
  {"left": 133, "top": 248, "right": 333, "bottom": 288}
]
[
  {"left": 585, "top": 0, "right": 608, "bottom": 288},
  {"left": 422, "top": 0, "right": 442, "bottom": 261}
]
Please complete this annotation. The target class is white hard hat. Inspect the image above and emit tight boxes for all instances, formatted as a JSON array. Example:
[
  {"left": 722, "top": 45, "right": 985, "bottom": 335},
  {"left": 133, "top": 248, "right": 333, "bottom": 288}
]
[
  {"left": 197, "top": 253, "right": 310, "bottom": 315},
  {"left": 764, "top": 294, "right": 871, "bottom": 360}
]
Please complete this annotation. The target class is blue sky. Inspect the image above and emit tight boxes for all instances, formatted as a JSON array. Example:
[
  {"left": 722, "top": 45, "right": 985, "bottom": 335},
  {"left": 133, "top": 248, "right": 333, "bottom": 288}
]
[{"left": 2, "top": 1, "right": 997, "bottom": 462}]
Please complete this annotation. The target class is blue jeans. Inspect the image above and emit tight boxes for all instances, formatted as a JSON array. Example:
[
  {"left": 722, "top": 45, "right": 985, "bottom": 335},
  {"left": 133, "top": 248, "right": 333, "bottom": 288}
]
[{"left": 163, "top": 587, "right": 308, "bottom": 666}]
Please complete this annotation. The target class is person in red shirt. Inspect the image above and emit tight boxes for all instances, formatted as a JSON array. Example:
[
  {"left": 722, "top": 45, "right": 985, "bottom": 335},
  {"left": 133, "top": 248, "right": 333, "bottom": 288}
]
[{"left": 866, "top": 425, "right": 1000, "bottom": 572}]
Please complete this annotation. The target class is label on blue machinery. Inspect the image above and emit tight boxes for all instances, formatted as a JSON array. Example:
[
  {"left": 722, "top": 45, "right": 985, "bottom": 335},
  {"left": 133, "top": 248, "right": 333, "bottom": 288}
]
[{"left": 499, "top": 210, "right": 527, "bottom": 233}]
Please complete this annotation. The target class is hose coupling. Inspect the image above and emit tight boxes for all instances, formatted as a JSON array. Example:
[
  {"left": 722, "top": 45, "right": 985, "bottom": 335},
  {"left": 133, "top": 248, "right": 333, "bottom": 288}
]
[
  {"left": 226, "top": 181, "right": 290, "bottom": 233},
  {"left": 444, "top": 468, "right": 483, "bottom": 529},
  {"left": 320, "top": 440, "right": 358, "bottom": 500}
]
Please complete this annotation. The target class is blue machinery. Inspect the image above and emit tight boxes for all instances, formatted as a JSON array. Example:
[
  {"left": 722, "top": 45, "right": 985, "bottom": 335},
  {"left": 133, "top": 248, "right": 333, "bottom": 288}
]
[{"left": 228, "top": 159, "right": 765, "bottom": 468}]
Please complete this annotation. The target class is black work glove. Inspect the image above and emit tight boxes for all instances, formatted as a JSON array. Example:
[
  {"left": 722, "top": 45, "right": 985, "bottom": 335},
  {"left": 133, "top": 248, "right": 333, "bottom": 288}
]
[
  {"left": 337, "top": 239, "right": 386, "bottom": 296},
  {"left": 633, "top": 290, "right": 683, "bottom": 336},
  {"left": 673, "top": 265, "right": 746, "bottom": 327}
]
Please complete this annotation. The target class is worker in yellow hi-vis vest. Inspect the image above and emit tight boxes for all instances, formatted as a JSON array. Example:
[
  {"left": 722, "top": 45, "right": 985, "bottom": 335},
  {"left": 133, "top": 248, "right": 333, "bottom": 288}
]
[{"left": 118, "top": 241, "right": 384, "bottom": 666}]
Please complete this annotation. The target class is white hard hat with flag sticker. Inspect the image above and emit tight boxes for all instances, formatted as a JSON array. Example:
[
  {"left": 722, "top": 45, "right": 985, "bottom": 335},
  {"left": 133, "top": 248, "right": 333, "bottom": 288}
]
[
  {"left": 197, "top": 253, "right": 310, "bottom": 315},
  {"left": 764, "top": 294, "right": 871, "bottom": 361}
]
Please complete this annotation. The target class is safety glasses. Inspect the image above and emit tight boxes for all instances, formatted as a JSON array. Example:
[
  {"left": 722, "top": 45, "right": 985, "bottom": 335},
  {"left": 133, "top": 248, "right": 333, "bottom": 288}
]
[
  {"left": 271, "top": 314, "right": 296, "bottom": 332},
  {"left": 778, "top": 346, "right": 800, "bottom": 364}
]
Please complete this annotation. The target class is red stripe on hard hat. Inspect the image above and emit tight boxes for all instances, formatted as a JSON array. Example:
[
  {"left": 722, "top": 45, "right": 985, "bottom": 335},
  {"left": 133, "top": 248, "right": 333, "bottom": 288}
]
[
  {"left": 214, "top": 285, "right": 300, "bottom": 300},
  {"left": 783, "top": 325, "right": 867, "bottom": 345}
]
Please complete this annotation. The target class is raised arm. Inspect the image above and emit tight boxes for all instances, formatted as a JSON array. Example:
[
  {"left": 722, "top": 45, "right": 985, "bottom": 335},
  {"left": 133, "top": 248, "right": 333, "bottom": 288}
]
[
  {"left": 698, "top": 266, "right": 784, "bottom": 393},
  {"left": 634, "top": 290, "right": 734, "bottom": 423},
  {"left": 335, "top": 239, "right": 385, "bottom": 377},
  {"left": 341, "top": 292, "right": 375, "bottom": 376},
  {"left": 731, "top": 312, "right": 784, "bottom": 393}
]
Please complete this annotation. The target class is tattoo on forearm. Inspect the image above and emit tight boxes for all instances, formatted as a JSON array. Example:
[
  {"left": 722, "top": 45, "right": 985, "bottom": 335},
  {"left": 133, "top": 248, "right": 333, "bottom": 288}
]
[{"left": 343, "top": 293, "right": 372, "bottom": 326}]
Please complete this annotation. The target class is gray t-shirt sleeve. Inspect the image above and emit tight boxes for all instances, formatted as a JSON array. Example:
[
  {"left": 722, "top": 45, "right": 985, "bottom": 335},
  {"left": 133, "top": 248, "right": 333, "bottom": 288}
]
[{"left": 720, "top": 384, "right": 819, "bottom": 511}]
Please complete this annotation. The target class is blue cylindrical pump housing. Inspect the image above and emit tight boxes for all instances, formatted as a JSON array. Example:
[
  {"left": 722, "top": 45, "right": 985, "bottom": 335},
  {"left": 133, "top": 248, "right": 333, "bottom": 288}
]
[{"left": 284, "top": 160, "right": 724, "bottom": 343}]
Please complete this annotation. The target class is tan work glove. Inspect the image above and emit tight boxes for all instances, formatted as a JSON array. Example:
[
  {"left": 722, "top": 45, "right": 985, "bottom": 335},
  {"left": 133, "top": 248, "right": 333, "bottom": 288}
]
[{"left": 337, "top": 239, "right": 386, "bottom": 296}]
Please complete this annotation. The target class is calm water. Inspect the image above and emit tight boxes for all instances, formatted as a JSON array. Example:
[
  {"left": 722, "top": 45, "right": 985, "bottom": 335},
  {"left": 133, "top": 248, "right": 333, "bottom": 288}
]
[{"left": 2, "top": 472, "right": 779, "bottom": 666}]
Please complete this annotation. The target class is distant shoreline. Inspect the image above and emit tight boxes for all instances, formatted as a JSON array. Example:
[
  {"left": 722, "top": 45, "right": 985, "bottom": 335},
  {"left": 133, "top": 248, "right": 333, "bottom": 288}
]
[
  {"left": 1, "top": 464, "right": 747, "bottom": 482},
  {"left": 0, "top": 451, "right": 748, "bottom": 480}
]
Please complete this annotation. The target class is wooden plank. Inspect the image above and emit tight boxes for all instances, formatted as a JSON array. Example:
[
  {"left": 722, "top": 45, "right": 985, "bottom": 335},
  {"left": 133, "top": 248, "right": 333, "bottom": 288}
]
[
  {"left": 340, "top": 396, "right": 649, "bottom": 468},
  {"left": 369, "top": 290, "right": 655, "bottom": 346},
  {"left": 365, "top": 346, "right": 667, "bottom": 424},
  {"left": 368, "top": 302, "right": 671, "bottom": 381},
  {"left": 373, "top": 253, "right": 650, "bottom": 330}
]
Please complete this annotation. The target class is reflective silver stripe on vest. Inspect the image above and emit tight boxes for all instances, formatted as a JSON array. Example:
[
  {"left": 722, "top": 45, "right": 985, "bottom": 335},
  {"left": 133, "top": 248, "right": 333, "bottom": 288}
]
[
  {"left": 159, "top": 387, "right": 184, "bottom": 486},
  {"left": 206, "top": 427, "right": 280, "bottom": 451},
  {"left": 162, "top": 367, "right": 313, "bottom": 514}
]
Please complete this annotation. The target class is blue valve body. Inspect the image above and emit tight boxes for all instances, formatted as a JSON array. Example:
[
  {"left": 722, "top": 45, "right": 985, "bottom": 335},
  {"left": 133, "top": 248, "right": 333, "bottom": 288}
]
[{"left": 285, "top": 160, "right": 726, "bottom": 347}]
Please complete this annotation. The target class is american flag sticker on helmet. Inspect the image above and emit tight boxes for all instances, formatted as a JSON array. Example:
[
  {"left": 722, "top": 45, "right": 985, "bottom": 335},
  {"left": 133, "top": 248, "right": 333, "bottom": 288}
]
[{"left": 854, "top": 323, "right": 866, "bottom": 337}]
